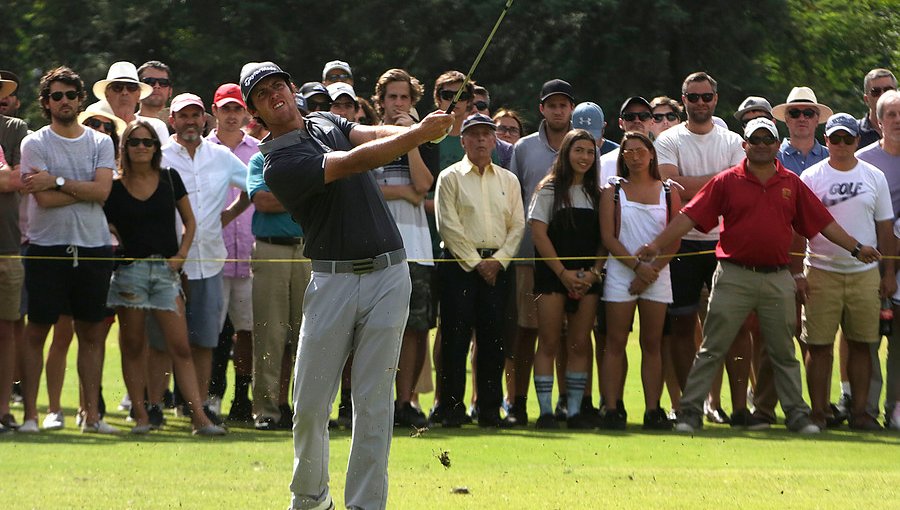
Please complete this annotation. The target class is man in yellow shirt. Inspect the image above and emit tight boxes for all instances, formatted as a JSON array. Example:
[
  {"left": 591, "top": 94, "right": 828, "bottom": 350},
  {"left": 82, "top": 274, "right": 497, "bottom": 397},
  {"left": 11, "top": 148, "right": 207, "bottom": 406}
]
[{"left": 434, "top": 113, "right": 525, "bottom": 427}]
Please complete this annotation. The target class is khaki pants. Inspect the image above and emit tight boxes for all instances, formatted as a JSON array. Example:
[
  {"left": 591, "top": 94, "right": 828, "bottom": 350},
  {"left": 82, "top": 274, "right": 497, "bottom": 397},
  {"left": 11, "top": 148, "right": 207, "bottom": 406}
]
[{"left": 251, "top": 240, "right": 310, "bottom": 420}]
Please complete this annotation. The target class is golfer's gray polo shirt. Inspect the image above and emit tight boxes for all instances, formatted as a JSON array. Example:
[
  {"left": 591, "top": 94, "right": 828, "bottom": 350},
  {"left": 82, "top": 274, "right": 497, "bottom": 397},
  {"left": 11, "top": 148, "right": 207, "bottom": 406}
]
[
  {"left": 508, "top": 120, "right": 562, "bottom": 265},
  {"left": 260, "top": 112, "right": 402, "bottom": 261}
]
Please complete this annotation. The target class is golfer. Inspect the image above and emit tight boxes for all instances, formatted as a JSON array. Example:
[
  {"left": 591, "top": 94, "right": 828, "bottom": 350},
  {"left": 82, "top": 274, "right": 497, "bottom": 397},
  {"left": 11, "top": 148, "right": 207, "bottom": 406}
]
[{"left": 239, "top": 62, "right": 451, "bottom": 510}]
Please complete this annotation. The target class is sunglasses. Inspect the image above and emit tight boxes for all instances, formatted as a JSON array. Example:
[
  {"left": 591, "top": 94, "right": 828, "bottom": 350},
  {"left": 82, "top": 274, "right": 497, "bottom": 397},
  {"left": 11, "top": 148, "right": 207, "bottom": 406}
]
[
  {"left": 870, "top": 86, "right": 895, "bottom": 98},
  {"left": 622, "top": 111, "right": 652, "bottom": 122},
  {"left": 126, "top": 137, "right": 157, "bottom": 148},
  {"left": 325, "top": 73, "right": 352, "bottom": 81},
  {"left": 496, "top": 125, "right": 520, "bottom": 135},
  {"left": 787, "top": 108, "right": 817, "bottom": 119},
  {"left": 685, "top": 93, "right": 715, "bottom": 103},
  {"left": 141, "top": 77, "right": 171, "bottom": 88},
  {"left": 827, "top": 133, "right": 857, "bottom": 145},
  {"left": 109, "top": 82, "right": 141, "bottom": 93},
  {"left": 653, "top": 112, "right": 678, "bottom": 122},
  {"left": 49, "top": 90, "right": 79, "bottom": 101},
  {"left": 621, "top": 147, "right": 649, "bottom": 156},
  {"left": 307, "top": 100, "right": 331, "bottom": 111},
  {"left": 84, "top": 118, "right": 115, "bottom": 132},
  {"left": 746, "top": 135, "right": 779, "bottom": 145},
  {"left": 440, "top": 89, "right": 472, "bottom": 102},
  {"left": 474, "top": 100, "right": 489, "bottom": 111}
]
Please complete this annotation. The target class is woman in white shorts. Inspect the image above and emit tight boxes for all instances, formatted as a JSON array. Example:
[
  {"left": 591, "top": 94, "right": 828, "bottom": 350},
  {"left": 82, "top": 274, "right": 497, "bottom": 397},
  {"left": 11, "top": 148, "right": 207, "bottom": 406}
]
[{"left": 600, "top": 131, "right": 681, "bottom": 430}]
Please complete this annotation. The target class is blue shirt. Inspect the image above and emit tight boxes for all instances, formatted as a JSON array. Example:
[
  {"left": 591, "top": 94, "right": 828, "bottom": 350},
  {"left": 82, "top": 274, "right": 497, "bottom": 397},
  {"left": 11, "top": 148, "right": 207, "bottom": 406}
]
[
  {"left": 599, "top": 138, "right": 619, "bottom": 155},
  {"left": 776, "top": 138, "right": 828, "bottom": 175},
  {"left": 246, "top": 151, "right": 304, "bottom": 238}
]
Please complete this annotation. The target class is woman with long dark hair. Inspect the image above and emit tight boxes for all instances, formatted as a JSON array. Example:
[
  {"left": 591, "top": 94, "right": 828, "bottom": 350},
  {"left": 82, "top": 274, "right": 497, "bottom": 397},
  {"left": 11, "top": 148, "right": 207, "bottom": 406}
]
[
  {"left": 103, "top": 120, "right": 225, "bottom": 435},
  {"left": 529, "top": 129, "right": 603, "bottom": 429},
  {"left": 599, "top": 131, "right": 681, "bottom": 430}
]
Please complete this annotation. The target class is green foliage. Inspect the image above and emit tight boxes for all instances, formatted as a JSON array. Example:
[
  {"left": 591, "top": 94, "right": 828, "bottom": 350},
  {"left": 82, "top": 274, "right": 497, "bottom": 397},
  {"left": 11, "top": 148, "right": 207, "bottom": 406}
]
[{"left": 0, "top": 0, "right": 897, "bottom": 134}]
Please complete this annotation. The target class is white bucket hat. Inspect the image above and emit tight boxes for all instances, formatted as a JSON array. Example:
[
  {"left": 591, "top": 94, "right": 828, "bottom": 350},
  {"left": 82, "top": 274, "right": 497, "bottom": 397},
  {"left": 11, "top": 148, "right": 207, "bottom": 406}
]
[
  {"left": 93, "top": 61, "right": 153, "bottom": 101},
  {"left": 77, "top": 100, "right": 128, "bottom": 136}
]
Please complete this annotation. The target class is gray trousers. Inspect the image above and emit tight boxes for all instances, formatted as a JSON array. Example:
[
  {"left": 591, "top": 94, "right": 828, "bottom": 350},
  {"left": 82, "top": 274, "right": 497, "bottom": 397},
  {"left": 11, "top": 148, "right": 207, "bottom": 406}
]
[
  {"left": 289, "top": 262, "right": 410, "bottom": 510},
  {"left": 681, "top": 263, "right": 811, "bottom": 429}
]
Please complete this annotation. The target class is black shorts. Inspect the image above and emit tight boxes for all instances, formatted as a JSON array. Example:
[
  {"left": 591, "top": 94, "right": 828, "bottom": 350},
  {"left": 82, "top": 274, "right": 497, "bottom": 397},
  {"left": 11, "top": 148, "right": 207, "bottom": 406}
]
[
  {"left": 668, "top": 239, "right": 718, "bottom": 316},
  {"left": 25, "top": 244, "right": 114, "bottom": 324}
]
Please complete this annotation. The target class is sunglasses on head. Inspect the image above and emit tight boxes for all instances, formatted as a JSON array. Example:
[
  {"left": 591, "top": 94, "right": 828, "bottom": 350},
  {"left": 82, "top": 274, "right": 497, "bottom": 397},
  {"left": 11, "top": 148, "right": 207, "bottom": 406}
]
[
  {"left": 49, "top": 90, "right": 79, "bottom": 101},
  {"left": 109, "top": 82, "right": 140, "bottom": 93},
  {"left": 440, "top": 89, "right": 472, "bottom": 102},
  {"left": 653, "top": 112, "right": 678, "bottom": 122},
  {"left": 685, "top": 92, "right": 715, "bottom": 103},
  {"left": 496, "top": 125, "right": 520, "bottom": 135},
  {"left": 746, "top": 135, "right": 779, "bottom": 146},
  {"left": 141, "top": 77, "right": 171, "bottom": 88},
  {"left": 126, "top": 137, "right": 156, "bottom": 148},
  {"left": 827, "top": 133, "right": 857, "bottom": 145},
  {"left": 474, "top": 100, "right": 489, "bottom": 111},
  {"left": 870, "top": 86, "right": 895, "bottom": 98},
  {"left": 622, "top": 111, "right": 652, "bottom": 122},
  {"left": 84, "top": 118, "right": 115, "bottom": 132}
]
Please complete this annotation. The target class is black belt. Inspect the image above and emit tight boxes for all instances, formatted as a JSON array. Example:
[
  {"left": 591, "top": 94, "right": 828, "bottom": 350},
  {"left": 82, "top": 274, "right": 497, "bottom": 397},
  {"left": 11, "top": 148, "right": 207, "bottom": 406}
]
[
  {"left": 724, "top": 261, "right": 789, "bottom": 274},
  {"left": 310, "top": 248, "right": 406, "bottom": 275},
  {"left": 256, "top": 236, "right": 304, "bottom": 246},
  {"left": 477, "top": 248, "right": 498, "bottom": 258}
]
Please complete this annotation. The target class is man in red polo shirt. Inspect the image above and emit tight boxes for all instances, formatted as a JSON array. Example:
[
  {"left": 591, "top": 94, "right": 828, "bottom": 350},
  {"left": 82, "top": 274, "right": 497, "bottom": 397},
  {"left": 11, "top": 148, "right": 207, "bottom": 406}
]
[{"left": 637, "top": 118, "right": 881, "bottom": 434}]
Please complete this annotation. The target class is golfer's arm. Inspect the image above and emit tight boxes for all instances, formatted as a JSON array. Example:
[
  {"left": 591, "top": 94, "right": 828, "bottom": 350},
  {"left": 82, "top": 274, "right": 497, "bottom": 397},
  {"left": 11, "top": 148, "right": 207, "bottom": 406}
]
[
  {"left": 348, "top": 124, "right": 407, "bottom": 145},
  {"left": 324, "top": 128, "right": 425, "bottom": 184}
]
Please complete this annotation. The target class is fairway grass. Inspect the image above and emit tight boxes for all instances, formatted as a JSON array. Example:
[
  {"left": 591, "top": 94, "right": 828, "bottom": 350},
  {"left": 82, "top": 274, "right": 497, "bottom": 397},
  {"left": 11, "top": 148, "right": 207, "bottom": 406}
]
[{"left": 2, "top": 326, "right": 898, "bottom": 509}]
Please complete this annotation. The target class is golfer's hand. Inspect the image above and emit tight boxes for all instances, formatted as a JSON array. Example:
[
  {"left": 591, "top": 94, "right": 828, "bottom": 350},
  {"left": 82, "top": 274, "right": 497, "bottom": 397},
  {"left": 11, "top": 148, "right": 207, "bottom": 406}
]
[
  {"left": 416, "top": 111, "right": 453, "bottom": 142},
  {"left": 635, "top": 242, "right": 660, "bottom": 263},
  {"left": 855, "top": 245, "right": 881, "bottom": 264}
]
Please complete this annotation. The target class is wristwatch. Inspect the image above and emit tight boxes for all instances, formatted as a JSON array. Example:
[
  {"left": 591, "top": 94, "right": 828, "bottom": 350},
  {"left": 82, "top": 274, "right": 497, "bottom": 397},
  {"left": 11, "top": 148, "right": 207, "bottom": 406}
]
[
  {"left": 588, "top": 266, "right": 603, "bottom": 281},
  {"left": 54, "top": 176, "right": 66, "bottom": 191},
  {"left": 850, "top": 242, "right": 862, "bottom": 258}
]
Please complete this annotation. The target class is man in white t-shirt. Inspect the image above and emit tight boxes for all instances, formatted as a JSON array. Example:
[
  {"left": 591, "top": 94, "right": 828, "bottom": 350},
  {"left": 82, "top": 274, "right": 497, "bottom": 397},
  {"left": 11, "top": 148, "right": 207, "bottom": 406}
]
[
  {"left": 654, "top": 72, "right": 748, "bottom": 424},
  {"left": 797, "top": 113, "right": 895, "bottom": 431},
  {"left": 372, "top": 68, "right": 434, "bottom": 429}
]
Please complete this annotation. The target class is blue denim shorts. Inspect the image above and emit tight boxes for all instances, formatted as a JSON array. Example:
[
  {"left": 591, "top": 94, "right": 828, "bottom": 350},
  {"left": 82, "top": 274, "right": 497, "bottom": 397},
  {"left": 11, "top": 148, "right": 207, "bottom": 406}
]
[{"left": 107, "top": 258, "right": 182, "bottom": 313}]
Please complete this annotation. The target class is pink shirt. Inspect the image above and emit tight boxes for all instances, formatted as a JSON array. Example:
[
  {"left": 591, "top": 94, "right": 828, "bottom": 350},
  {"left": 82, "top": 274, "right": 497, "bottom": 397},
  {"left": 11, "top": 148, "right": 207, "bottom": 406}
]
[{"left": 207, "top": 131, "right": 259, "bottom": 278}]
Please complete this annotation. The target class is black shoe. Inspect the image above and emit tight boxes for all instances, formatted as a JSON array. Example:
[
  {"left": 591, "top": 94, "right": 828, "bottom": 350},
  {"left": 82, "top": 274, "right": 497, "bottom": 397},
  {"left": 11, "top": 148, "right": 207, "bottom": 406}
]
[
  {"left": 227, "top": 398, "right": 254, "bottom": 423},
  {"left": 477, "top": 411, "right": 513, "bottom": 428},
  {"left": 277, "top": 404, "right": 293, "bottom": 429},
  {"left": 440, "top": 406, "right": 470, "bottom": 428},
  {"left": 826, "top": 403, "right": 848, "bottom": 428},
  {"left": 504, "top": 404, "right": 527, "bottom": 427},
  {"left": 849, "top": 415, "right": 883, "bottom": 431},
  {"left": 203, "top": 405, "right": 225, "bottom": 426},
  {"left": 427, "top": 405, "right": 446, "bottom": 426},
  {"left": 566, "top": 412, "right": 596, "bottom": 430},
  {"left": 747, "top": 412, "right": 773, "bottom": 430},
  {"left": 254, "top": 416, "right": 278, "bottom": 431},
  {"left": 600, "top": 407, "right": 627, "bottom": 430},
  {"left": 512, "top": 397, "right": 528, "bottom": 425},
  {"left": 643, "top": 408, "right": 673, "bottom": 430},
  {"left": 147, "top": 404, "right": 165, "bottom": 430},
  {"left": 535, "top": 413, "right": 559, "bottom": 429},
  {"left": 335, "top": 401, "right": 352, "bottom": 428},
  {"left": 554, "top": 396, "right": 568, "bottom": 422},
  {"left": 580, "top": 400, "right": 601, "bottom": 421},
  {"left": 729, "top": 408, "right": 752, "bottom": 428},
  {"left": 395, "top": 402, "right": 428, "bottom": 429}
]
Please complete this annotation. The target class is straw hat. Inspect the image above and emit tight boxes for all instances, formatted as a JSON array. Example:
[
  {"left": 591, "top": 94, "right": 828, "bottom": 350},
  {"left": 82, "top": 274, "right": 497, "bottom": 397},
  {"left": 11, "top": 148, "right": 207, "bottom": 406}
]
[
  {"left": 771, "top": 87, "right": 833, "bottom": 124},
  {"left": 92, "top": 61, "right": 152, "bottom": 101},
  {"left": 77, "top": 100, "right": 128, "bottom": 136},
  {"left": 0, "top": 78, "right": 16, "bottom": 99}
]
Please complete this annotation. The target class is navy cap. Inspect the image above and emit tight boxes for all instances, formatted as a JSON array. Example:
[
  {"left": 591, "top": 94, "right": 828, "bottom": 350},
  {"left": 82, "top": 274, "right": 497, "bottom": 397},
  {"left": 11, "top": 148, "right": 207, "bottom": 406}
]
[
  {"left": 824, "top": 113, "right": 860, "bottom": 137},
  {"left": 239, "top": 61, "right": 291, "bottom": 104},
  {"left": 299, "top": 81, "right": 329, "bottom": 100},
  {"left": 619, "top": 96, "right": 652, "bottom": 116},
  {"left": 461, "top": 113, "right": 497, "bottom": 134},
  {"left": 540, "top": 79, "right": 575, "bottom": 103}
]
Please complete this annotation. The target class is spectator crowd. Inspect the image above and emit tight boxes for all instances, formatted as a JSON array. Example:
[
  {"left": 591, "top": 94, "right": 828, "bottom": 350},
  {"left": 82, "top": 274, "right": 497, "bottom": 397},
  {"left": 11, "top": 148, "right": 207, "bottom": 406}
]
[{"left": 1, "top": 57, "right": 899, "bottom": 438}]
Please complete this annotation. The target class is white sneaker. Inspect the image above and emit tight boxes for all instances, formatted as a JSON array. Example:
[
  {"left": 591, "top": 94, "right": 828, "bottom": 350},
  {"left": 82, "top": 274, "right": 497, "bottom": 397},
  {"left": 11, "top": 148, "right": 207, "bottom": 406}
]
[
  {"left": 75, "top": 409, "right": 85, "bottom": 427},
  {"left": 42, "top": 411, "right": 65, "bottom": 430},
  {"left": 796, "top": 423, "right": 821, "bottom": 435},
  {"left": 118, "top": 393, "right": 132, "bottom": 411},
  {"left": 205, "top": 396, "right": 222, "bottom": 417},
  {"left": 18, "top": 419, "right": 39, "bottom": 433},
  {"left": 82, "top": 419, "right": 119, "bottom": 434}
]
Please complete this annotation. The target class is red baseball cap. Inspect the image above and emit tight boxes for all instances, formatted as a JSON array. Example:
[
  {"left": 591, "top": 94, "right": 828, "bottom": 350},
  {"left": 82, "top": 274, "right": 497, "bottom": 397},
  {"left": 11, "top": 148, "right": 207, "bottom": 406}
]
[{"left": 213, "top": 83, "right": 246, "bottom": 109}]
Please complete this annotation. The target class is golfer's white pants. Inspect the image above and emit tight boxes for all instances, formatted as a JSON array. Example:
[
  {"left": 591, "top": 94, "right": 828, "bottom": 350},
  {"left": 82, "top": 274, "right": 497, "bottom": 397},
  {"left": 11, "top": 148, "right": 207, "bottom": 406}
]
[{"left": 289, "top": 262, "right": 410, "bottom": 510}]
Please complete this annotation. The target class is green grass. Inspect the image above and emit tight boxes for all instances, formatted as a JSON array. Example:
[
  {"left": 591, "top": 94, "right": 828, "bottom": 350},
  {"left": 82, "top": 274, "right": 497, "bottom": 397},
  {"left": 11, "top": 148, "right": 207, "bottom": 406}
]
[{"left": 2, "top": 325, "right": 898, "bottom": 509}]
